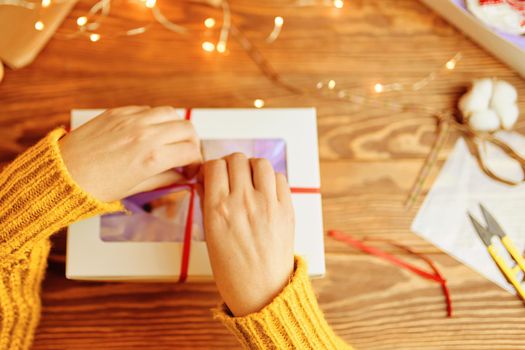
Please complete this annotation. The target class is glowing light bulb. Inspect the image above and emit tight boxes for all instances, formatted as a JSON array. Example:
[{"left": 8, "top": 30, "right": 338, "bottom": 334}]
[
  {"left": 446, "top": 60, "right": 456, "bottom": 70},
  {"left": 34, "top": 21, "right": 44, "bottom": 31},
  {"left": 77, "top": 16, "right": 88, "bottom": 26},
  {"left": 204, "top": 17, "right": 216, "bottom": 28},
  {"left": 89, "top": 33, "right": 100, "bottom": 42},
  {"left": 274, "top": 16, "right": 284, "bottom": 26},
  {"left": 334, "top": 0, "right": 344, "bottom": 8},
  {"left": 145, "top": 0, "right": 156, "bottom": 8},
  {"left": 216, "top": 42, "right": 226, "bottom": 53},
  {"left": 41, "top": 0, "right": 51, "bottom": 8},
  {"left": 374, "top": 83, "right": 383, "bottom": 93},
  {"left": 327, "top": 80, "right": 336, "bottom": 89},
  {"left": 254, "top": 99, "right": 265, "bottom": 108},
  {"left": 202, "top": 41, "right": 215, "bottom": 52}
]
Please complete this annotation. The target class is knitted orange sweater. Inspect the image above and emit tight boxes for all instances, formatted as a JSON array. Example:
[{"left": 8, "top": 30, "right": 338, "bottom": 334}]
[{"left": 0, "top": 129, "right": 351, "bottom": 350}]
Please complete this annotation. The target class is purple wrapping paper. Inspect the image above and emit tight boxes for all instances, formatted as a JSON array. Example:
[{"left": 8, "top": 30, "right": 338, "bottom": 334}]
[
  {"left": 452, "top": 0, "right": 525, "bottom": 50},
  {"left": 101, "top": 139, "right": 287, "bottom": 242}
]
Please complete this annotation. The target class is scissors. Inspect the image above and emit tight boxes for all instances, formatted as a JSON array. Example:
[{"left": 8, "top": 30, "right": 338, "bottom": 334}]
[{"left": 468, "top": 203, "right": 525, "bottom": 301}]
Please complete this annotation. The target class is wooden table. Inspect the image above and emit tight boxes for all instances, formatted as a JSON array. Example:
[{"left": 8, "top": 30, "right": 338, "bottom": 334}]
[{"left": 1, "top": 0, "right": 525, "bottom": 349}]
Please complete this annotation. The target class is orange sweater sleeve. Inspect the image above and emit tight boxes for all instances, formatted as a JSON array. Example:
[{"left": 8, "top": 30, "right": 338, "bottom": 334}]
[
  {"left": 0, "top": 128, "right": 122, "bottom": 349},
  {"left": 214, "top": 256, "right": 353, "bottom": 350},
  {"left": 0, "top": 129, "right": 350, "bottom": 350}
]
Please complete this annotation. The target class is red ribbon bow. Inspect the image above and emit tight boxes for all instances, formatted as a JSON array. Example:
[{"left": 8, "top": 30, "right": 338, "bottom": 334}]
[{"left": 177, "top": 109, "right": 320, "bottom": 282}]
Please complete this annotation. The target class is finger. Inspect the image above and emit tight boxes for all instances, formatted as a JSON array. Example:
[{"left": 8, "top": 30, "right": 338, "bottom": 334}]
[
  {"left": 138, "top": 106, "right": 182, "bottom": 124},
  {"left": 225, "top": 153, "right": 253, "bottom": 193},
  {"left": 250, "top": 158, "right": 277, "bottom": 200},
  {"left": 126, "top": 169, "right": 186, "bottom": 196},
  {"left": 151, "top": 120, "right": 199, "bottom": 145},
  {"left": 276, "top": 172, "right": 292, "bottom": 206},
  {"left": 203, "top": 159, "right": 229, "bottom": 205}
]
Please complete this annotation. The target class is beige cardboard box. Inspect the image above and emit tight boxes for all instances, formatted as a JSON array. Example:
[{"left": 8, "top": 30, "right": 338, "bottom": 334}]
[{"left": 66, "top": 108, "right": 325, "bottom": 281}]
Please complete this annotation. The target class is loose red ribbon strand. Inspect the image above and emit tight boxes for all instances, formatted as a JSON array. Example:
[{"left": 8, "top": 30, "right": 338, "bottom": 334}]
[
  {"left": 176, "top": 109, "right": 321, "bottom": 282},
  {"left": 328, "top": 230, "right": 452, "bottom": 317}
]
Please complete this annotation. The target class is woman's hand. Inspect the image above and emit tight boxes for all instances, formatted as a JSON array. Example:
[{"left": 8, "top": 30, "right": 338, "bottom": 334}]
[
  {"left": 201, "top": 153, "right": 295, "bottom": 316},
  {"left": 59, "top": 106, "right": 202, "bottom": 202}
]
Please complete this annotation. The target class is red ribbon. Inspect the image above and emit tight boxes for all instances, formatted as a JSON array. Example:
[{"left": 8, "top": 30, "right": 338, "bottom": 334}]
[
  {"left": 328, "top": 230, "right": 453, "bottom": 317},
  {"left": 176, "top": 109, "right": 321, "bottom": 282}
]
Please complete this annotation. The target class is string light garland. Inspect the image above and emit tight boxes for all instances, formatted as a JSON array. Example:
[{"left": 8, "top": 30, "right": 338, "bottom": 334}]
[
  {"left": 2, "top": 0, "right": 461, "bottom": 118},
  {"left": 2, "top": 0, "right": 465, "bottom": 210}
]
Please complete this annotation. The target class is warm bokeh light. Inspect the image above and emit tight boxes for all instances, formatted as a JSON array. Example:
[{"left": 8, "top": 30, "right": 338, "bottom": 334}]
[
  {"left": 274, "top": 16, "right": 284, "bottom": 26},
  {"left": 216, "top": 42, "right": 226, "bottom": 53},
  {"left": 41, "top": 0, "right": 51, "bottom": 8},
  {"left": 254, "top": 99, "right": 265, "bottom": 108},
  {"left": 204, "top": 17, "right": 216, "bottom": 28},
  {"left": 34, "top": 21, "right": 44, "bottom": 31},
  {"left": 374, "top": 83, "right": 383, "bottom": 93},
  {"left": 77, "top": 16, "right": 88, "bottom": 26},
  {"left": 334, "top": 0, "right": 344, "bottom": 9},
  {"left": 89, "top": 33, "right": 101, "bottom": 42},
  {"left": 145, "top": 0, "right": 156, "bottom": 8},
  {"left": 202, "top": 41, "right": 215, "bottom": 52}
]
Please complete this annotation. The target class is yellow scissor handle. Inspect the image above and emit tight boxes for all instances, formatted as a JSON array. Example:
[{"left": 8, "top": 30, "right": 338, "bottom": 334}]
[
  {"left": 488, "top": 245, "right": 525, "bottom": 301},
  {"left": 501, "top": 235, "right": 525, "bottom": 273}
]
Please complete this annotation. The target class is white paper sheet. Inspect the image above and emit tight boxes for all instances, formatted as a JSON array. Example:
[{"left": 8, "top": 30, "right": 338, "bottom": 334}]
[{"left": 412, "top": 131, "right": 525, "bottom": 294}]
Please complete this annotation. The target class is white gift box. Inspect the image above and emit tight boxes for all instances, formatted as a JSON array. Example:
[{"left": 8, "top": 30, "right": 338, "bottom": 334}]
[
  {"left": 66, "top": 108, "right": 326, "bottom": 281},
  {"left": 420, "top": 0, "right": 525, "bottom": 78}
]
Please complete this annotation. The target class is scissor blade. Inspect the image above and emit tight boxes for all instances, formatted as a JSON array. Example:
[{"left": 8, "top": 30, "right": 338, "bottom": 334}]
[
  {"left": 479, "top": 204, "right": 506, "bottom": 238},
  {"left": 468, "top": 213, "right": 493, "bottom": 246}
]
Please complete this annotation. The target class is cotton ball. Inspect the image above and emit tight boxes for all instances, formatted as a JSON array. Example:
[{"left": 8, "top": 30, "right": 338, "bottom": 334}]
[
  {"left": 494, "top": 104, "right": 519, "bottom": 130},
  {"left": 459, "top": 79, "right": 493, "bottom": 118},
  {"left": 468, "top": 110, "right": 501, "bottom": 132},
  {"left": 471, "top": 78, "right": 493, "bottom": 101},
  {"left": 492, "top": 80, "right": 518, "bottom": 102},
  {"left": 459, "top": 78, "right": 520, "bottom": 132},
  {"left": 459, "top": 90, "right": 490, "bottom": 115},
  {"left": 491, "top": 80, "right": 519, "bottom": 129}
]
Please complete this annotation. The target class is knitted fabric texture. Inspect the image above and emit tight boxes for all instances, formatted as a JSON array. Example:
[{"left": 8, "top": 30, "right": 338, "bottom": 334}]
[
  {"left": 0, "top": 128, "right": 122, "bottom": 350},
  {"left": 214, "top": 256, "right": 352, "bottom": 350},
  {"left": 0, "top": 129, "right": 350, "bottom": 350}
]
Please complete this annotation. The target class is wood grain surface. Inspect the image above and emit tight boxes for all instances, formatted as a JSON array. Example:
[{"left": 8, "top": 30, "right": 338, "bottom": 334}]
[{"left": 1, "top": 0, "right": 525, "bottom": 349}]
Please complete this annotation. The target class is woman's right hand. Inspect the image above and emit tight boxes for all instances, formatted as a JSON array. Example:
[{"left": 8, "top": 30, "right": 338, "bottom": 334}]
[
  {"left": 59, "top": 106, "right": 202, "bottom": 202},
  {"left": 201, "top": 153, "right": 295, "bottom": 317}
]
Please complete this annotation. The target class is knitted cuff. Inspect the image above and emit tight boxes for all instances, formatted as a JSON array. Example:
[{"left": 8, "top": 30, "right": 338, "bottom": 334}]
[
  {"left": 0, "top": 128, "right": 123, "bottom": 262},
  {"left": 213, "top": 256, "right": 350, "bottom": 350}
]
